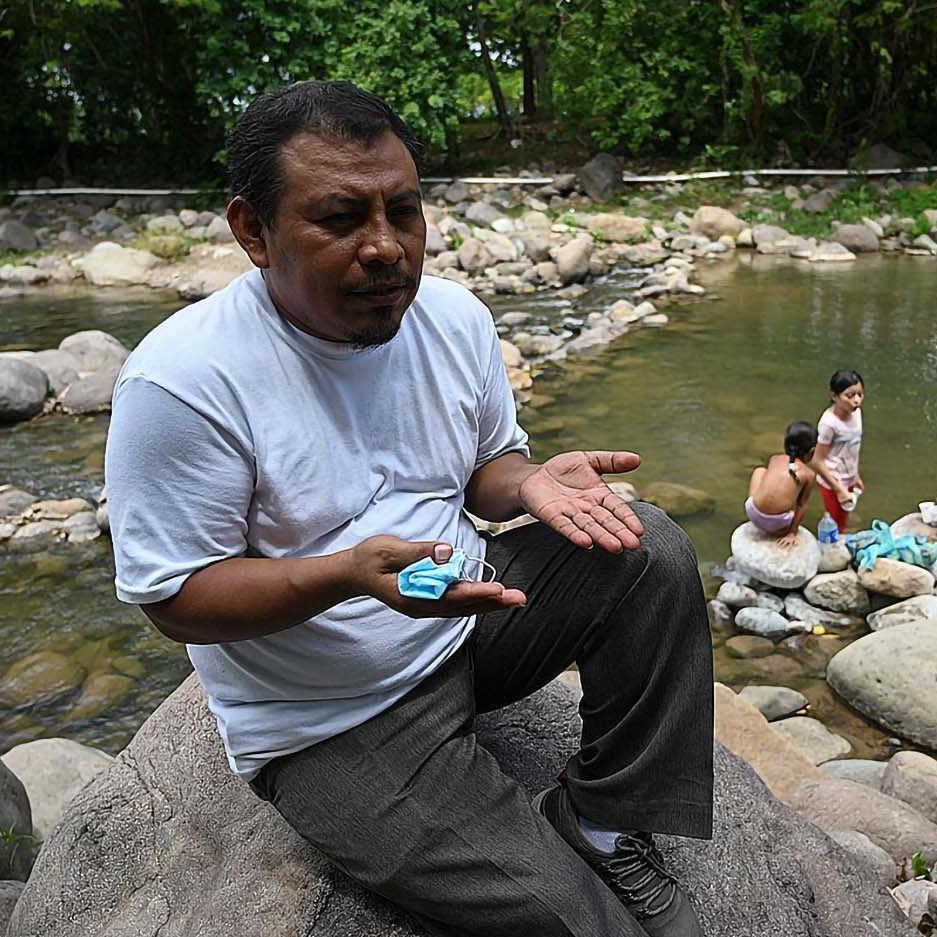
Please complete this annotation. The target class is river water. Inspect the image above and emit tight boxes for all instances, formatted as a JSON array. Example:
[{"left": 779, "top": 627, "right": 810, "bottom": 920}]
[{"left": 1, "top": 254, "right": 934, "bottom": 758}]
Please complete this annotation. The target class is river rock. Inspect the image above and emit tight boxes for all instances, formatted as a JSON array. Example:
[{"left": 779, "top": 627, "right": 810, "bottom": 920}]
[
  {"left": 63, "top": 511, "right": 101, "bottom": 543},
  {"left": 456, "top": 237, "right": 493, "bottom": 275},
  {"left": 752, "top": 224, "right": 789, "bottom": 248},
  {"left": 642, "top": 482, "right": 714, "bottom": 518},
  {"left": 74, "top": 242, "right": 161, "bottom": 286},
  {"left": 0, "top": 220, "right": 39, "bottom": 252},
  {"left": 725, "top": 635, "right": 776, "bottom": 658},
  {"left": 804, "top": 570, "right": 870, "bottom": 614},
  {"left": 7, "top": 675, "right": 916, "bottom": 937},
  {"left": 423, "top": 222, "right": 446, "bottom": 255},
  {"left": 58, "top": 369, "right": 120, "bottom": 414},
  {"left": 0, "top": 881, "right": 25, "bottom": 934},
  {"left": 585, "top": 213, "right": 647, "bottom": 243},
  {"left": 205, "top": 216, "right": 234, "bottom": 243},
  {"left": 65, "top": 673, "right": 135, "bottom": 722},
  {"left": 783, "top": 593, "right": 855, "bottom": 629},
  {"left": 499, "top": 339, "right": 522, "bottom": 368},
  {"left": 554, "top": 236, "right": 593, "bottom": 284},
  {"left": 821, "top": 759, "right": 887, "bottom": 789},
  {"left": 58, "top": 329, "right": 130, "bottom": 373},
  {"left": 477, "top": 230, "right": 518, "bottom": 263},
  {"left": 831, "top": 223, "right": 879, "bottom": 253},
  {"left": 575, "top": 153, "right": 623, "bottom": 202},
  {"left": 28, "top": 349, "right": 81, "bottom": 394},
  {"left": 827, "top": 831, "right": 896, "bottom": 887},
  {"left": 0, "top": 652, "right": 86, "bottom": 708},
  {"left": 868, "top": 594, "right": 937, "bottom": 631},
  {"left": 707, "top": 599, "right": 734, "bottom": 632},
  {"left": 826, "top": 622, "right": 937, "bottom": 749},
  {"left": 1, "top": 739, "right": 114, "bottom": 842},
  {"left": 892, "top": 879, "right": 937, "bottom": 931},
  {"left": 912, "top": 233, "right": 937, "bottom": 254},
  {"left": 753, "top": 591, "right": 784, "bottom": 613},
  {"left": 771, "top": 717, "right": 851, "bottom": 765},
  {"left": 891, "top": 512, "right": 937, "bottom": 542},
  {"left": 27, "top": 498, "right": 92, "bottom": 521},
  {"left": 803, "top": 189, "right": 835, "bottom": 213},
  {"left": 715, "top": 582, "right": 758, "bottom": 609},
  {"left": 714, "top": 684, "right": 824, "bottom": 802},
  {"left": 791, "top": 777, "right": 937, "bottom": 866},
  {"left": 734, "top": 607, "right": 794, "bottom": 641},
  {"left": 881, "top": 751, "right": 937, "bottom": 824},
  {"left": 464, "top": 201, "right": 504, "bottom": 228},
  {"left": 0, "top": 760, "right": 34, "bottom": 881},
  {"left": 689, "top": 207, "right": 742, "bottom": 240},
  {"left": 0, "top": 487, "right": 37, "bottom": 517},
  {"left": 519, "top": 231, "right": 551, "bottom": 263},
  {"left": 731, "top": 522, "right": 820, "bottom": 589},
  {"left": 817, "top": 541, "right": 852, "bottom": 573},
  {"left": 857, "top": 558, "right": 935, "bottom": 598},
  {"left": 0, "top": 359, "right": 48, "bottom": 422},
  {"left": 809, "top": 241, "right": 856, "bottom": 262},
  {"left": 737, "top": 685, "right": 807, "bottom": 721}
]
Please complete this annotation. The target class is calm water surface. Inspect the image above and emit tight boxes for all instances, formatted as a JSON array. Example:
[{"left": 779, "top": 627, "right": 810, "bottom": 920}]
[{"left": 1, "top": 255, "right": 934, "bottom": 757}]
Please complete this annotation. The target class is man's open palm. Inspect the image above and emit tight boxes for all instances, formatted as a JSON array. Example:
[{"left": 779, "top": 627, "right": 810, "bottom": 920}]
[{"left": 518, "top": 450, "right": 644, "bottom": 552}]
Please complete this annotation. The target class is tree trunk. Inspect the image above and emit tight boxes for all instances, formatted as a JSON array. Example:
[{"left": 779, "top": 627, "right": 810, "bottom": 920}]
[
  {"left": 534, "top": 36, "right": 552, "bottom": 114},
  {"left": 473, "top": 6, "right": 512, "bottom": 136},
  {"left": 522, "top": 39, "right": 536, "bottom": 117}
]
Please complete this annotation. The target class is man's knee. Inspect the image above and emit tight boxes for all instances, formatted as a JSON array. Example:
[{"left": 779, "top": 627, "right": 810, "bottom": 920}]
[{"left": 630, "top": 502, "right": 702, "bottom": 591}]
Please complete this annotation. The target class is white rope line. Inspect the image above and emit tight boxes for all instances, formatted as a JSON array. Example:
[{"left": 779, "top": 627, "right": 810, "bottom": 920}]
[{"left": 3, "top": 165, "right": 934, "bottom": 197}]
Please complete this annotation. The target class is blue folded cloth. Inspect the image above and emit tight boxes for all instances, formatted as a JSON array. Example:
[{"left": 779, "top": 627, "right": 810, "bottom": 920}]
[{"left": 845, "top": 519, "right": 937, "bottom": 572}]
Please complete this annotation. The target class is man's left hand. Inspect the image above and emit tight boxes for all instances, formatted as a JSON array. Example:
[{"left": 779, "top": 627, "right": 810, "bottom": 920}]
[{"left": 518, "top": 450, "right": 644, "bottom": 553}]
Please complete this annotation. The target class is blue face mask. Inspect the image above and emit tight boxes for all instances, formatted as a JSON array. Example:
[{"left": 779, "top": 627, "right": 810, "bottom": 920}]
[{"left": 397, "top": 548, "right": 496, "bottom": 600}]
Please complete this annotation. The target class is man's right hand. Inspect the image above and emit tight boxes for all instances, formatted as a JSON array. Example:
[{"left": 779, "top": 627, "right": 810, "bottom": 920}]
[{"left": 350, "top": 534, "right": 527, "bottom": 618}]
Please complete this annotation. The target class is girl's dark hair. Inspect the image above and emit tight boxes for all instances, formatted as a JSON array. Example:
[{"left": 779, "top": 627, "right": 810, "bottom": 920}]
[
  {"left": 226, "top": 80, "right": 423, "bottom": 227},
  {"left": 784, "top": 420, "right": 818, "bottom": 461},
  {"left": 829, "top": 368, "right": 864, "bottom": 394}
]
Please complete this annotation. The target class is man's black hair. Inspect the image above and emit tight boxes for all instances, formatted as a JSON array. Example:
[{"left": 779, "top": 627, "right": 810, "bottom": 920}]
[{"left": 226, "top": 80, "right": 423, "bottom": 227}]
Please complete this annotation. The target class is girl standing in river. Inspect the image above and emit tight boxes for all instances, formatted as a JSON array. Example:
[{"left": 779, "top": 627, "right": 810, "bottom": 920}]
[{"left": 813, "top": 369, "right": 866, "bottom": 533}]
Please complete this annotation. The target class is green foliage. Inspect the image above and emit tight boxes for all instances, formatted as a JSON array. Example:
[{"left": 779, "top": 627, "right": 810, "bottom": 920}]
[
  {"left": 0, "top": 823, "right": 38, "bottom": 871},
  {"left": 911, "top": 851, "right": 931, "bottom": 880},
  {"left": 2, "top": 0, "right": 937, "bottom": 179}
]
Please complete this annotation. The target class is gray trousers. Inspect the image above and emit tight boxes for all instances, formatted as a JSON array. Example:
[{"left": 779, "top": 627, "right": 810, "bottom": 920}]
[{"left": 250, "top": 503, "right": 714, "bottom": 936}]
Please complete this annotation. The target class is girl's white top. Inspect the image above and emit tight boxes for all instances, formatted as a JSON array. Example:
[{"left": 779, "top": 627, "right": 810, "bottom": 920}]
[{"left": 816, "top": 406, "right": 862, "bottom": 489}]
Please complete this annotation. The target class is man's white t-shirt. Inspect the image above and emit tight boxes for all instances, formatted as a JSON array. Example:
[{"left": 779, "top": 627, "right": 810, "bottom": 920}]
[
  {"left": 105, "top": 269, "right": 528, "bottom": 779},
  {"left": 816, "top": 407, "right": 862, "bottom": 489}
]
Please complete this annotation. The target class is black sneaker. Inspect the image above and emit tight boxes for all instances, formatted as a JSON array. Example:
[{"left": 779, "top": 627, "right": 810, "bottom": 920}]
[{"left": 532, "top": 785, "right": 702, "bottom": 937}]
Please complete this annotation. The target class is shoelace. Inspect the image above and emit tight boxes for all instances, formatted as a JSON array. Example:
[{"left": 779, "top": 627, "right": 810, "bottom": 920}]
[{"left": 595, "top": 832, "right": 677, "bottom": 919}]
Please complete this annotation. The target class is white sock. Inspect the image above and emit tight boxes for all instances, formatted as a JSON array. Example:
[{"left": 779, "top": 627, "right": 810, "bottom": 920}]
[{"left": 577, "top": 816, "right": 621, "bottom": 855}]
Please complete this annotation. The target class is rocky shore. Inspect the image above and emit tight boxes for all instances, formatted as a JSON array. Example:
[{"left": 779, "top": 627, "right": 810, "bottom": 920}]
[{"left": 3, "top": 167, "right": 936, "bottom": 412}]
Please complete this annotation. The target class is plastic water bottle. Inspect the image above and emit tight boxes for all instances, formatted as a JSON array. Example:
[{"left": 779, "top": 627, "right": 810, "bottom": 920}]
[{"left": 817, "top": 512, "right": 839, "bottom": 545}]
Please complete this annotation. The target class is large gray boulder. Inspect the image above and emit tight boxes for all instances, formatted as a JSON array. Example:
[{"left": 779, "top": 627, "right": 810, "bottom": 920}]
[
  {"left": 826, "top": 621, "right": 937, "bottom": 749},
  {"left": 74, "top": 242, "right": 162, "bottom": 286},
  {"left": 7, "top": 677, "right": 914, "bottom": 937},
  {"left": 0, "top": 221, "right": 39, "bottom": 252},
  {"left": 57, "top": 369, "right": 120, "bottom": 414},
  {"left": 0, "top": 359, "right": 48, "bottom": 422},
  {"left": 575, "top": 153, "right": 623, "bottom": 202},
  {"left": 58, "top": 330, "right": 129, "bottom": 373},
  {"left": 1, "top": 739, "right": 114, "bottom": 841},
  {"left": 731, "top": 522, "right": 820, "bottom": 589},
  {"left": 28, "top": 350, "right": 81, "bottom": 395}
]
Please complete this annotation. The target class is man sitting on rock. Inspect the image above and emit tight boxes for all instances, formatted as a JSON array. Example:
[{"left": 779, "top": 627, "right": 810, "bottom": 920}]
[{"left": 105, "top": 80, "right": 713, "bottom": 937}]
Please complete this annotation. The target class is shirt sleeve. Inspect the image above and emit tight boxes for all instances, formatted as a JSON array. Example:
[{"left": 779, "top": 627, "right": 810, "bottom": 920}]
[
  {"left": 105, "top": 376, "right": 255, "bottom": 604},
  {"left": 474, "top": 318, "right": 530, "bottom": 469},
  {"left": 817, "top": 411, "right": 836, "bottom": 445}
]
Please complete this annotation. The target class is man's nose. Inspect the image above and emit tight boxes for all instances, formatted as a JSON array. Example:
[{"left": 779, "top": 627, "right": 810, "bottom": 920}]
[{"left": 358, "top": 216, "right": 403, "bottom": 265}]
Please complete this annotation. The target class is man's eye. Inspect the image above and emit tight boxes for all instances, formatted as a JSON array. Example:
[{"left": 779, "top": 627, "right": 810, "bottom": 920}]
[{"left": 321, "top": 213, "right": 358, "bottom": 224}]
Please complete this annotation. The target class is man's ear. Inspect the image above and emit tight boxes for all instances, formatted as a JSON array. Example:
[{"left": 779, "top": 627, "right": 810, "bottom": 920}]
[{"left": 227, "top": 196, "right": 271, "bottom": 268}]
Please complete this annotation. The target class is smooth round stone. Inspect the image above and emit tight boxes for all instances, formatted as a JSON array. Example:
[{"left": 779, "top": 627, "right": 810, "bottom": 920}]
[
  {"left": 715, "top": 581, "right": 758, "bottom": 609},
  {"left": 738, "top": 685, "right": 808, "bottom": 721},
  {"left": 726, "top": 635, "right": 776, "bottom": 659},
  {"left": 821, "top": 759, "right": 887, "bottom": 789},
  {"left": 708, "top": 599, "right": 735, "bottom": 633},
  {"left": 753, "top": 592, "right": 784, "bottom": 613},
  {"left": 771, "top": 716, "right": 852, "bottom": 765},
  {"left": 734, "top": 607, "right": 795, "bottom": 641},
  {"left": 0, "top": 651, "right": 86, "bottom": 707}
]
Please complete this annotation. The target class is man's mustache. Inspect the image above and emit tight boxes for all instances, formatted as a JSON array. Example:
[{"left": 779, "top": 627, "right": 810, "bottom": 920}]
[{"left": 348, "top": 271, "right": 416, "bottom": 293}]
